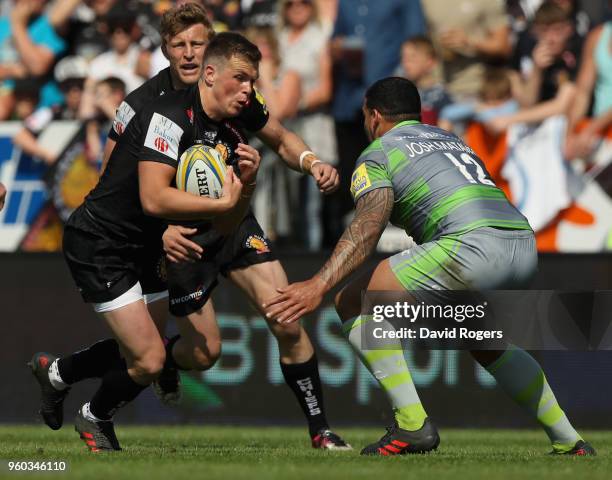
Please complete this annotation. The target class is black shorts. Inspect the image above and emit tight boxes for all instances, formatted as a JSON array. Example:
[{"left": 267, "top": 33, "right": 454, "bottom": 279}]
[
  {"left": 167, "top": 212, "right": 276, "bottom": 316},
  {"left": 63, "top": 205, "right": 167, "bottom": 304}
]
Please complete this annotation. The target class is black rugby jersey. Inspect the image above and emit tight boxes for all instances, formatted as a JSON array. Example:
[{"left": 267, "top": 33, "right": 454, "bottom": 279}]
[
  {"left": 108, "top": 67, "right": 175, "bottom": 142},
  {"left": 85, "top": 84, "right": 269, "bottom": 242}
]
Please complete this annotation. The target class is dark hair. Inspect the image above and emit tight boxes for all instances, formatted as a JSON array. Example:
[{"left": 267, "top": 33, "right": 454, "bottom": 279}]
[
  {"left": 203, "top": 32, "right": 262, "bottom": 67},
  {"left": 402, "top": 35, "right": 436, "bottom": 59},
  {"left": 534, "top": 1, "right": 571, "bottom": 25},
  {"left": 98, "top": 76, "right": 126, "bottom": 95},
  {"left": 160, "top": 2, "right": 215, "bottom": 45},
  {"left": 364, "top": 77, "right": 421, "bottom": 122}
]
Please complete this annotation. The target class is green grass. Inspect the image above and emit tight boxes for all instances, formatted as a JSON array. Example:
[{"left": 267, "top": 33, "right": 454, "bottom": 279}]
[{"left": 0, "top": 426, "right": 608, "bottom": 480}]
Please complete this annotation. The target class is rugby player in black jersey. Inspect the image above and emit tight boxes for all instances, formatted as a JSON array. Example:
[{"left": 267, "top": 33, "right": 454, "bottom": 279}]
[{"left": 29, "top": 5, "right": 346, "bottom": 452}]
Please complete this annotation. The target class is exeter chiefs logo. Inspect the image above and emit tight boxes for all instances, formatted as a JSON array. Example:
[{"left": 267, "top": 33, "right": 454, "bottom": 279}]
[{"left": 245, "top": 235, "right": 270, "bottom": 254}]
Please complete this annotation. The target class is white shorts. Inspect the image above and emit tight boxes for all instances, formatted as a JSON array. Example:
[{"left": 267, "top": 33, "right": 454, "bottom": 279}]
[{"left": 93, "top": 282, "right": 168, "bottom": 314}]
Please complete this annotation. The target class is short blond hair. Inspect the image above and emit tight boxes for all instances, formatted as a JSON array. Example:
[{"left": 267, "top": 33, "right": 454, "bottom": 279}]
[{"left": 160, "top": 3, "right": 215, "bottom": 46}]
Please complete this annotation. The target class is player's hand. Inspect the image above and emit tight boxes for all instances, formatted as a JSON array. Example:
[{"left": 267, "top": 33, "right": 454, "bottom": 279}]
[
  {"left": 262, "top": 276, "right": 328, "bottom": 324},
  {"left": 221, "top": 167, "right": 243, "bottom": 210},
  {"left": 236, "top": 143, "right": 260, "bottom": 185},
  {"left": 311, "top": 162, "right": 339, "bottom": 193},
  {"left": 162, "top": 225, "right": 203, "bottom": 263},
  {"left": 0, "top": 182, "right": 6, "bottom": 212}
]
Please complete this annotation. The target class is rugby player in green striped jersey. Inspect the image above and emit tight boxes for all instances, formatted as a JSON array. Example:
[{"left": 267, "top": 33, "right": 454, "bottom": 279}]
[{"left": 264, "top": 77, "right": 594, "bottom": 457}]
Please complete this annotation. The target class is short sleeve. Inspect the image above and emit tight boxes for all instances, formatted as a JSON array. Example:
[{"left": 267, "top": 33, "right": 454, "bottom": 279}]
[
  {"left": 137, "top": 108, "right": 187, "bottom": 168},
  {"left": 109, "top": 100, "right": 137, "bottom": 141},
  {"left": 238, "top": 87, "right": 269, "bottom": 132},
  {"left": 350, "top": 141, "right": 392, "bottom": 203}
]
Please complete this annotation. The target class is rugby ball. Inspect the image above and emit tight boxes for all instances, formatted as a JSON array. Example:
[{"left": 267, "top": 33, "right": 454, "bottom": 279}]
[{"left": 176, "top": 144, "right": 227, "bottom": 198}]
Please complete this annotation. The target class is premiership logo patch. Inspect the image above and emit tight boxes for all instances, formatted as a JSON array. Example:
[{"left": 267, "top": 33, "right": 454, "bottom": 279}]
[
  {"left": 253, "top": 87, "right": 268, "bottom": 115},
  {"left": 350, "top": 163, "right": 371, "bottom": 197},
  {"left": 245, "top": 235, "right": 270, "bottom": 254}
]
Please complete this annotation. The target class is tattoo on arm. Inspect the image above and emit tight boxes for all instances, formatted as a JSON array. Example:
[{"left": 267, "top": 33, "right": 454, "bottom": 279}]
[{"left": 318, "top": 187, "right": 394, "bottom": 289}]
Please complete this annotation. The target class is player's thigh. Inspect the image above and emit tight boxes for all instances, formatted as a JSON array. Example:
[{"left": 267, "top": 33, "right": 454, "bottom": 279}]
[
  {"left": 101, "top": 299, "right": 165, "bottom": 370},
  {"left": 335, "top": 259, "right": 408, "bottom": 320},
  {"left": 228, "top": 260, "right": 288, "bottom": 312}
]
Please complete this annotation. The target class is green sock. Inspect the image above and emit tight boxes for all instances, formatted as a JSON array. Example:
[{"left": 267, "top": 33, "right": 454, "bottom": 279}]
[
  {"left": 485, "top": 346, "right": 581, "bottom": 452},
  {"left": 343, "top": 315, "right": 427, "bottom": 431}
]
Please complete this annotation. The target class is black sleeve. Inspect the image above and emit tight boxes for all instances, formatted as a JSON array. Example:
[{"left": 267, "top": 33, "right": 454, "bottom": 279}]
[
  {"left": 136, "top": 102, "right": 191, "bottom": 169},
  {"left": 239, "top": 87, "right": 270, "bottom": 132},
  {"left": 108, "top": 97, "right": 138, "bottom": 142}
]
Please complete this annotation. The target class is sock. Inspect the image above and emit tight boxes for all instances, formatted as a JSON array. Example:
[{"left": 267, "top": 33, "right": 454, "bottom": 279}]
[
  {"left": 48, "top": 359, "right": 69, "bottom": 391},
  {"left": 280, "top": 354, "right": 329, "bottom": 437},
  {"left": 82, "top": 402, "right": 104, "bottom": 423},
  {"left": 163, "top": 335, "right": 189, "bottom": 371},
  {"left": 343, "top": 315, "right": 427, "bottom": 431},
  {"left": 89, "top": 368, "right": 147, "bottom": 420},
  {"left": 57, "top": 339, "right": 125, "bottom": 385},
  {"left": 485, "top": 346, "right": 581, "bottom": 452}
]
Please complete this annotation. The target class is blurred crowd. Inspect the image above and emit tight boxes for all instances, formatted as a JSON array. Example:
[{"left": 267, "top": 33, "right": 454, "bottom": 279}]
[{"left": 2, "top": 0, "right": 611, "bottom": 250}]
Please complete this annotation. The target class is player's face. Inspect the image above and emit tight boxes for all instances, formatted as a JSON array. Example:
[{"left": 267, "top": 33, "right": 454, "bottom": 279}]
[
  {"left": 164, "top": 23, "right": 210, "bottom": 87},
  {"left": 211, "top": 56, "right": 258, "bottom": 117}
]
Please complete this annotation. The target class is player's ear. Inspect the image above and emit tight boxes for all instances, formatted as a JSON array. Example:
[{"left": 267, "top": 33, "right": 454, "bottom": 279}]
[{"left": 203, "top": 63, "right": 216, "bottom": 86}]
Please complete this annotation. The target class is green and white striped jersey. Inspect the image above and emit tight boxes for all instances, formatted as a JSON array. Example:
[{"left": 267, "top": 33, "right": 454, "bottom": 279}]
[{"left": 350, "top": 121, "right": 532, "bottom": 244}]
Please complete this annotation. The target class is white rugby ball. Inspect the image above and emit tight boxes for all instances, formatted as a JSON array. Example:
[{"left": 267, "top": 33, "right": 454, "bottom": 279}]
[{"left": 176, "top": 144, "right": 227, "bottom": 198}]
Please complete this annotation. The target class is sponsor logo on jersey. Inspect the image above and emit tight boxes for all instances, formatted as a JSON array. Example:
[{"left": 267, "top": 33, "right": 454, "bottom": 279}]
[
  {"left": 154, "top": 137, "right": 169, "bottom": 152},
  {"left": 245, "top": 234, "right": 270, "bottom": 254},
  {"left": 186, "top": 108, "right": 194, "bottom": 124},
  {"left": 113, "top": 101, "right": 136, "bottom": 136},
  {"left": 144, "top": 112, "right": 184, "bottom": 160},
  {"left": 350, "top": 163, "right": 372, "bottom": 197}
]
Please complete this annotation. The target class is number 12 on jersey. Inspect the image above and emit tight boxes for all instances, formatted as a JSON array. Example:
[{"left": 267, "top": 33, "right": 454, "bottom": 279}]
[{"left": 444, "top": 152, "right": 495, "bottom": 186}]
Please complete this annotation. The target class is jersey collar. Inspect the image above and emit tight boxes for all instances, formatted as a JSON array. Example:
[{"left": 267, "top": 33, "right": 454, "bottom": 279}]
[{"left": 392, "top": 120, "right": 421, "bottom": 130}]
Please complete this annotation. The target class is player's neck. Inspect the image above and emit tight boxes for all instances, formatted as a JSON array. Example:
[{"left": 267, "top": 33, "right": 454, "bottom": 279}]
[{"left": 169, "top": 69, "right": 189, "bottom": 91}]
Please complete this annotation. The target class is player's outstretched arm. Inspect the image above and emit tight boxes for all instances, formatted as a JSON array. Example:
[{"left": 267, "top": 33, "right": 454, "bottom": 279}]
[
  {"left": 263, "top": 187, "right": 394, "bottom": 323},
  {"left": 139, "top": 162, "right": 242, "bottom": 220},
  {"left": 256, "top": 117, "right": 339, "bottom": 193},
  {"left": 0, "top": 182, "right": 6, "bottom": 211}
]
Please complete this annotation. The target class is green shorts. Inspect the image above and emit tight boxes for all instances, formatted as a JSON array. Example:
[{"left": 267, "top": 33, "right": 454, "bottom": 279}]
[{"left": 389, "top": 227, "right": 537, "bottom": 292}]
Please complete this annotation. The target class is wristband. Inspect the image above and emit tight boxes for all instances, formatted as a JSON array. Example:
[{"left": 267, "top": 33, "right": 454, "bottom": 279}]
[
  {"left": 299, "top": 150, "right": 315, "bottom": 172},
  {"left": 309, "top": 160, "right": 322, "bottom": 172}
]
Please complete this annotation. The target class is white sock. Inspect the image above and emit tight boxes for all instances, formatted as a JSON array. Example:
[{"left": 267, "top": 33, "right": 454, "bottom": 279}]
[
  {"left": 48, "top": 360, "right": 68, "bottom": 391},
  {"left": 82, "top": 402, "right": 106, "bottom": 423}
]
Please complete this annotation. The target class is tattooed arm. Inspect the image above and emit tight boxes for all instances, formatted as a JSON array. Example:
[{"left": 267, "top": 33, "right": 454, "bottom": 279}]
[{"left": 263, "top": 187, "right": 394, "bottom": 323}]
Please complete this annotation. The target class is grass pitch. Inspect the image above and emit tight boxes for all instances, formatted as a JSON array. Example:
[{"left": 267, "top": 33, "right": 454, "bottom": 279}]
[{"left": 0, "top": 426, "right": 608, "bottom": 480}]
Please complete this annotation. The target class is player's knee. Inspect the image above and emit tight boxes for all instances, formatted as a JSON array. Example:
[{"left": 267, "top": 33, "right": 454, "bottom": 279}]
[
  {"left": 270, "top": 321, "right": 302, "bottom": 345},
  {"left": 132, "top": 348, "right": 166, "bottom": 380},
  {"left": 190, "top": 340, "right": 221, "bottom": 371}
]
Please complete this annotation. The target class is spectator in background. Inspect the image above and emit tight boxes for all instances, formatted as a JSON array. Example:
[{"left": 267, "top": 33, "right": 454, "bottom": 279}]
[
  {"left": 0, "top": 0, "right": 66, "bottom": 119},
  {"left": 83, "top": 76, "right": 126, "bottom": 165},
  {"left": 327, "top": 0, "right": 426, "bottom": 246},
  {"left": 488, "top": 1, "right": 579, "bottom": 132},
  {"left": 57, "top": 0, "right": 116, "bottom": 62},
  {"left": 439, "top": 68, "right": 519, "bottom": 131},
  {"left": 10, "top": 78, "right": 40, "bottom": 120},
  {"left": 87, "top": 6, "right": 144, "bottom": 93},
  {"left": 400, "top": 35, "right": 452, "bottom": 125},
  {"left": 12, "top": 56, "right": 88, "bottom": 165},
  {"left": 421, "top": 0, "right": 511, "bottom": 102},
  {"left": 276, "top": 0, "right": 336, "bottom": 249},
  {"left": 565, "top": 16, "right": 612, "bottom": 159}
]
